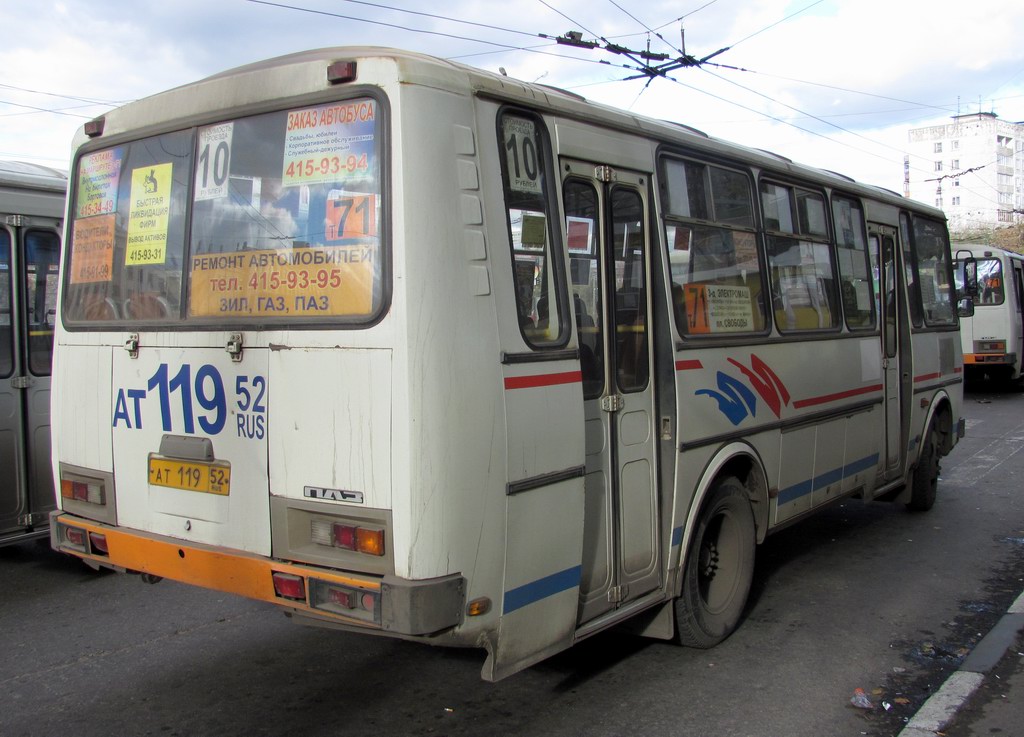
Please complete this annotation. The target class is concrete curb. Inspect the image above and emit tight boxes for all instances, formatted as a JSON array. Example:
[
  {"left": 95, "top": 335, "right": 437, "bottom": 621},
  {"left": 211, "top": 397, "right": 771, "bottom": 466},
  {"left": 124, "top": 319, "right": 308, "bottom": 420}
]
[{"left": 898, "top": 590, "right": 1024, "bottom": 736}]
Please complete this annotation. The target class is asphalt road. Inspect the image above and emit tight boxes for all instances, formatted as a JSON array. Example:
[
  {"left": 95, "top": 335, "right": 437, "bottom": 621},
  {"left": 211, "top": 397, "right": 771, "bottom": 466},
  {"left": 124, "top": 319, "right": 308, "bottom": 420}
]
[{"left": 2, "top": 381, "right": 1023, "bottom": 737}]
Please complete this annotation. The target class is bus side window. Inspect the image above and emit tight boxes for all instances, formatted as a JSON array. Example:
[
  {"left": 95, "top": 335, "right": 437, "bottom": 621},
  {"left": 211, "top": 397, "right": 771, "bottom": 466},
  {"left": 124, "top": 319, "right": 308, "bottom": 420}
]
[
  {"left": 23, "top": 230, "right": 61, "bottom": 375},
  {"left": 761, "top": 182, "right": 839, "bottom": 332},
  {"left": 832, "top": 196, "right": 874, "bottom": 330},
  {"left": 499, "top": 111, "right": 568, "bottom": 348},
  {"left": 0, "top": 231, "right": 12, "bottom": 377},
  {"left": 907, "top": 215, "right": 956, "bottom": 326},
  {"left": 660, "top": 157, "right": 764, "bottom": 337}
]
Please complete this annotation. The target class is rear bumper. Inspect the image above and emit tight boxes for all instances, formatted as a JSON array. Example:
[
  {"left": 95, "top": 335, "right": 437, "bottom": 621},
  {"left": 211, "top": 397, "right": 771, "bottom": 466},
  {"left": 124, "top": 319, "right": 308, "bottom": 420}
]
[
  {"left": 50, "top": 511, "right": 465, "bottom": 636},
  {"left": 964, "top": 353, "right": 1015, "bottom": 365}
]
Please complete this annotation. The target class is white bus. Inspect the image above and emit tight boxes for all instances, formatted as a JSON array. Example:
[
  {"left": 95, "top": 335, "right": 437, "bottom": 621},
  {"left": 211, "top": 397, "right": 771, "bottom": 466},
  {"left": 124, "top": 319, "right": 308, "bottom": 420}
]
[
  {"left": 50, "top": 48, "right": 965, "bottom": 680},
  {"left": 953, "top": 243, "right": 1024, "bottom": 382},
  {"left": 1, "top": 161, "right": 65, "bottom": 545}
]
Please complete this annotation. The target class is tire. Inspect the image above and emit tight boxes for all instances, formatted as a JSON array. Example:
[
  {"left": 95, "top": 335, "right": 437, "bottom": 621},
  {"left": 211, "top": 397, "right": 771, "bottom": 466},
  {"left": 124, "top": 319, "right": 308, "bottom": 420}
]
[
  {"left": 675, "top": 478, "right": 756, "bottom": 648},
  {"left": 907, "top": 421, "right": 941, "bottom": 511}
]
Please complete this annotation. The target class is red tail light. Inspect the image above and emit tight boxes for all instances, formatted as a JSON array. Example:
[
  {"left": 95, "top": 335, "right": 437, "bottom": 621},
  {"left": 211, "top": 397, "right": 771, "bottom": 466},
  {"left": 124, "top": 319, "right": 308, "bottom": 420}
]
[
  {"left": 65, "top": 527, "right": 86, "bottom": 546},
  {"left": 88, "top": 532, "right": 109, "bottom": 555},
  {"left": 311, "top": 519, "right": 386, "bottom": 557},
  {"left": 333, "top": 524, "right": 357, "bottom": 550},
  {"left": 272, "top": 572, "right": 306, "bottom": 601}
]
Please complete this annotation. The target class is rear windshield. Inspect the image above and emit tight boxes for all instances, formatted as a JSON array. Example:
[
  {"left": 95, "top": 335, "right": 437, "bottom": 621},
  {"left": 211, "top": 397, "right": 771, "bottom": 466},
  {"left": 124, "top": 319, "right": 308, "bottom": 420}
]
[{"left": 63, "top": 97, "right": 385, "bottom": 326}]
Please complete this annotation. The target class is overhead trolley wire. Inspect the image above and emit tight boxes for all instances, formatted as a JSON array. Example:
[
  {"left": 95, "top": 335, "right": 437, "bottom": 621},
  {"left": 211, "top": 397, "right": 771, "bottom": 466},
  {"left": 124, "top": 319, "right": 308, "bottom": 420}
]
[{"left": 246, "top": 0, "right": 642, "bottom": 72}]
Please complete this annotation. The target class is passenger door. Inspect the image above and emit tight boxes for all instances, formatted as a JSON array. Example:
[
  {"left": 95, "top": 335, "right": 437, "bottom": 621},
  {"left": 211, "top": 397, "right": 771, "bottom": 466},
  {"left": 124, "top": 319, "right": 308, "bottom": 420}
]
[
  {"left": 0, "top": 227, "right": 25, "bottom": 535},
  {"left": 869, "top": 225, "right": 905, "bottom": 480},
  {"left": 1012, "top": 261, "right": 1024, "bottom": 377},
  {"left": 563, "top": 161, "right": 661, "bottom": 626},
  {"left": 22, "top": 231, "right": 61, "bottom": 525},
  {"left": 0, "top": 227, "right": 63, "bottom": 537}
]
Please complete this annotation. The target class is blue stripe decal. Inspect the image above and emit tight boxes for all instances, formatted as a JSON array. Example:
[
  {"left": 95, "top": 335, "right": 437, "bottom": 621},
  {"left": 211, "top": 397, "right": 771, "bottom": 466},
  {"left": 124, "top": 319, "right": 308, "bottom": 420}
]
[
  {"left": 778, "top": 452, "right": 881, "bottom": 505},
  {"left": 503, "top": 565, "right": 582, "bottom": 614},
  {"left": 844, "top": 453, "right": 880, "bottom": 475},
  {"left": 778, "top": 479, "right": 813, "bottom": 504},
  {"left": 671, "top": 525, "right": 684, "bottom": 547}
]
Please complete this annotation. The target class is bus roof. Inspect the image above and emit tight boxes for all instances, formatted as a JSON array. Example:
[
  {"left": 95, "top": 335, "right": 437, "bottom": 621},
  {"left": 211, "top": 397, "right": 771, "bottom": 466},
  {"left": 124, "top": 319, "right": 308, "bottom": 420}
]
[
  {"left": 76, "top": 46, "right": 940, "bottom": 219},
  {"left": 0, "top": 160, "right": 68, "bottom": 193}
]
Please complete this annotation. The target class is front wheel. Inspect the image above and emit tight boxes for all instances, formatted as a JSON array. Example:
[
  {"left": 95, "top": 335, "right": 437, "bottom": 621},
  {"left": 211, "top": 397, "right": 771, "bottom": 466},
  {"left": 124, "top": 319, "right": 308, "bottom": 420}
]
[{"left": 675, "top": 478, "right": 756, "bottom": 648}]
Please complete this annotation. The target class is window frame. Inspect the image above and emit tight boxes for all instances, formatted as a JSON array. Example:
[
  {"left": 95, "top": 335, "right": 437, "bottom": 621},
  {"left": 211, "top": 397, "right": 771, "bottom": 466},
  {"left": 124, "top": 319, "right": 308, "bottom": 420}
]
[
  {"left": 22, "top": 228, "right": 62, "bottom": 376},
  {"left": 830, "top": 193, "right": 876, "bottom": 331},
  {"left": 495, "top": 106, "right": 570, "bottom": 350},
  {"left": 0, "top": 227, "right": 13, "bottom": 379},
  {"left": 658, "top": 152, "right": 768, "bottom": 341},
  {"left": 759, "top": 177, "right": 842, "bottom": 335},
  {"left": 900, "top": 212, "right": 957, "bottom": 330},
  {"left": 60, "top": 89, "right": 392, "bottom": 332}
]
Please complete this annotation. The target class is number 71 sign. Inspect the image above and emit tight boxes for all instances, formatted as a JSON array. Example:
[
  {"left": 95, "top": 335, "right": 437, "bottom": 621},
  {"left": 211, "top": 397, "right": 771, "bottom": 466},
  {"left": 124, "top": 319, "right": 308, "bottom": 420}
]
[{"left": 326, "top": 193, "right": 377, "bottom": 240}]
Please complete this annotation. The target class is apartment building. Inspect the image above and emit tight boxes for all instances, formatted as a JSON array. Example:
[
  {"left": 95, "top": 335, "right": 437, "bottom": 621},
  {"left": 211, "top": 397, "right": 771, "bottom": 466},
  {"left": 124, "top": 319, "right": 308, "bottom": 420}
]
[{"left": 905, "top": 112, "right": 1024, "bottom": 232}]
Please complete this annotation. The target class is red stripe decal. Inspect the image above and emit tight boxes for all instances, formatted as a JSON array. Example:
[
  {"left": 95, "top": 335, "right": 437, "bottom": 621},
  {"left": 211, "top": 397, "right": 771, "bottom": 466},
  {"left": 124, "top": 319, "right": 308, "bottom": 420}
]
[
  {"left": 793, "top": 383, "right": 884, "bottom": 409},
  {"left": 504, "top": 371, "right": 583, "bottom": 390},
  {"left": 954, "top": 367, "right": 963, "bottom": 374},
  {"left": 675, "top": 359, "right": 703, "bottom": 371},
  {"left": 914, "top": 372, "right": 941, "bottom": 383}
]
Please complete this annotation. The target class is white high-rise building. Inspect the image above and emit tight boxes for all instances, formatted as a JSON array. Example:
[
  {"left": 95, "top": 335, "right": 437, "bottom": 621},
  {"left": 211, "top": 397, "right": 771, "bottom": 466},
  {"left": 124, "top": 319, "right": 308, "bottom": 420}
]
[{"left": 905, "top": 113, "right": 1024, "bottom": 233}]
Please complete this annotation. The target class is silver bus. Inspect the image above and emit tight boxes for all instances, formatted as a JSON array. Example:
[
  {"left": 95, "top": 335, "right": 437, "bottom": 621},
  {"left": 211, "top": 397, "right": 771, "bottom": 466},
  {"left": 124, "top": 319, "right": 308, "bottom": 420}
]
[{"left": 1, "top": 161, "right": 66, "bottom": 544}]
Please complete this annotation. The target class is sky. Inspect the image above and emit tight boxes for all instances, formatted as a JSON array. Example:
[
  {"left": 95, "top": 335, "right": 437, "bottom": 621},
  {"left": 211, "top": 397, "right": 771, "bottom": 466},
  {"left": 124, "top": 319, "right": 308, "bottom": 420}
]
[{"left": 2, "top": 0, "right": 1023, "bottom": 198}]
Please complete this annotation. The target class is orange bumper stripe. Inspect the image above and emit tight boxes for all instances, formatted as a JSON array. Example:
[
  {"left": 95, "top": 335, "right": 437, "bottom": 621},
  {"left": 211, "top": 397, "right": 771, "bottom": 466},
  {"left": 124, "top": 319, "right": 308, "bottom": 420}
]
[{"left": 54, "top": 514, "right": 380, "bottom": 610}]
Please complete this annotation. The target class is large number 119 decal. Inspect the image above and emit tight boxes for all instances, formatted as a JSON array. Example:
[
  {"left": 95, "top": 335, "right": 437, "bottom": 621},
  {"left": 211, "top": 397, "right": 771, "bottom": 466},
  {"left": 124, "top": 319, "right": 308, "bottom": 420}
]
[{"left": 148, "top": 364, "right": 226, "bottom": 435}]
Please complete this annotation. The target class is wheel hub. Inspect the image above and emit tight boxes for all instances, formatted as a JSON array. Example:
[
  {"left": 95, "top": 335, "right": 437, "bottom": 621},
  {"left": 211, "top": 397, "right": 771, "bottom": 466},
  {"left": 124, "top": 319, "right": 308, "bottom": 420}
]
[{"left": 700, "top": 540, "right": 720, "bottom": 579}]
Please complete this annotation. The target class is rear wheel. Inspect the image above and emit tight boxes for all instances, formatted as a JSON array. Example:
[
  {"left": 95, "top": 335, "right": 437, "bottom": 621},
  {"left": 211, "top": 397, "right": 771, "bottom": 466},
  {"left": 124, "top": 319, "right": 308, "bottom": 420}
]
[
  {"left": 907, "top": 421, "right": 941, "bottom": 511},
  {"left": 675, "top": 478, "right": 756, "bottom": 648}
]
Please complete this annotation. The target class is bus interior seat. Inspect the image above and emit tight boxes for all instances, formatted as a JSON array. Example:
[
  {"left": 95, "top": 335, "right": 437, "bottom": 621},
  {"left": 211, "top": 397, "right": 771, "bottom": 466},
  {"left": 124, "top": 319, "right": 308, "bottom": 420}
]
[
  {"left": 124, "top": 293, "right": 171, "bottom": 320},
  {"left": 80, "top": 296, "right": 120, "bottom": 321}
]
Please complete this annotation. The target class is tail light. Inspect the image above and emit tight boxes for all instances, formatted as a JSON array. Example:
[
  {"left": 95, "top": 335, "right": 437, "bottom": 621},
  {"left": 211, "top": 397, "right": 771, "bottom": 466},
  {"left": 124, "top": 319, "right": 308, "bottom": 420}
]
[
  {"left": 976, "top": 340, "right": 1006, "bottom": 353},
  {"left": 309, "top": 578, "right": 380, "bottom": 624},
  {"left": 272, "top": 571, "right": 306, "bottom": 601},
  {"left": 310, "top": 519, "right": 385, "bottom": 556},
  {"left": 59, "top": 524, "right": 107, "bottom": 557},
  {"left": 61, "top": 479, "right": 104, "bottom": 505},
  {"left": 64, "top": 526, "right": 87, "bottom": 547},
  {"left": 88, "top": 532, "right": 109, "bottom": 555}
]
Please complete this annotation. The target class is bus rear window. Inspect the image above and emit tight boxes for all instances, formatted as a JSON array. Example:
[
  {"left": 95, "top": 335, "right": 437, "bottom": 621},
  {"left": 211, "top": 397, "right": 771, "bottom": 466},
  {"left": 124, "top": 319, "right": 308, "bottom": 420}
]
[
  {"left": 63, "top": 98, "right": 384, "bottom": 325},
  {"left": 64, "top": 132, "right": 191, "bottom": 322}
]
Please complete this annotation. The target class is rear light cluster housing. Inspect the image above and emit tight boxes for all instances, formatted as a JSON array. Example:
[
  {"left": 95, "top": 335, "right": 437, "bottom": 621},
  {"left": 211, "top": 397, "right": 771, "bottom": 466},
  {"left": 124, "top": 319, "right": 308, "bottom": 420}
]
[
  {"left": 310, "top": 518, "right": 385, "bottom": 556},
  {"left": 271, "top": 571, "right": 381, "bottom": 625},
  {"left": 60, "top": 479, "right": 104, "bottom": 505},
  {"left": 58, "top": 464, "right": 116, "bottom": 526},
  {"left": 975, "top": 340, "right": 1007, "bottom": 354},
  {"left": 58, "top": 522, "right": 109, "bottom": 557}
]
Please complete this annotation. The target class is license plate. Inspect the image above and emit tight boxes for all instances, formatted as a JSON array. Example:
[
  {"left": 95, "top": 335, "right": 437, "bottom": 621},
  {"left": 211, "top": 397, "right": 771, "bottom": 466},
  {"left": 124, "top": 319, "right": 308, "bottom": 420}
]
[{"left": 148, "top": 456, "right": 231, "bottom": 495}]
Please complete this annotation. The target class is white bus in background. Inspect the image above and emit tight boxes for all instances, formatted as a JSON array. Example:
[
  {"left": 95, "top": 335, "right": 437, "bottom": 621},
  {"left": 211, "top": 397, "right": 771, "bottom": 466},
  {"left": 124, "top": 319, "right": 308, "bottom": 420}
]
[
  {"left": 1, "top": 161, "right": 66, "bottom": 545},
  {"left": 953, "top": 243, "right": 1024, "bottom": 382},
  {"left": 50, "top": 48, "right": 964, "bottom": 681}
]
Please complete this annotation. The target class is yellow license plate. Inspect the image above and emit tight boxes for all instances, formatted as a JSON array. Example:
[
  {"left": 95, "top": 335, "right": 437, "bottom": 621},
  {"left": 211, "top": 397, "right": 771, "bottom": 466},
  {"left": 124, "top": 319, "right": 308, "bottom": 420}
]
[{"left": 148, "top": 457, "right": 231, "bottom": 495}]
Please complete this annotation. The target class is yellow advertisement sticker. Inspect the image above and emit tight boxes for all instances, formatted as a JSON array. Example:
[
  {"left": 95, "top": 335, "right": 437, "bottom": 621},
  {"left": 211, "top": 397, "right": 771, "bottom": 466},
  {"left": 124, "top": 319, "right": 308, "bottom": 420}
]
[
  {"left": 281, "top": 100, "right": 376, "bottom": 187},
  {"left": 125, "top": 163, "right": 173, "bottom": 265},
  {"left": 188, "top": 246, "right": 375, "bottom": 318},
  {"left": 70, "top": 214, "right": 116, "bottom": 284}
]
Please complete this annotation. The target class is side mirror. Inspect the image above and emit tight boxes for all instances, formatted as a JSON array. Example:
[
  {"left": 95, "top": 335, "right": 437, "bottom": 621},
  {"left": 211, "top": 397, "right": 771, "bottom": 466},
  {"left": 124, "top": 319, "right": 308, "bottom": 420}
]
[
  {"left": 957, "top": 297, "right": 975, "bottom": 319},
  {"left": 955, "top": 250, "right": 979, "bottom": 298}
]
